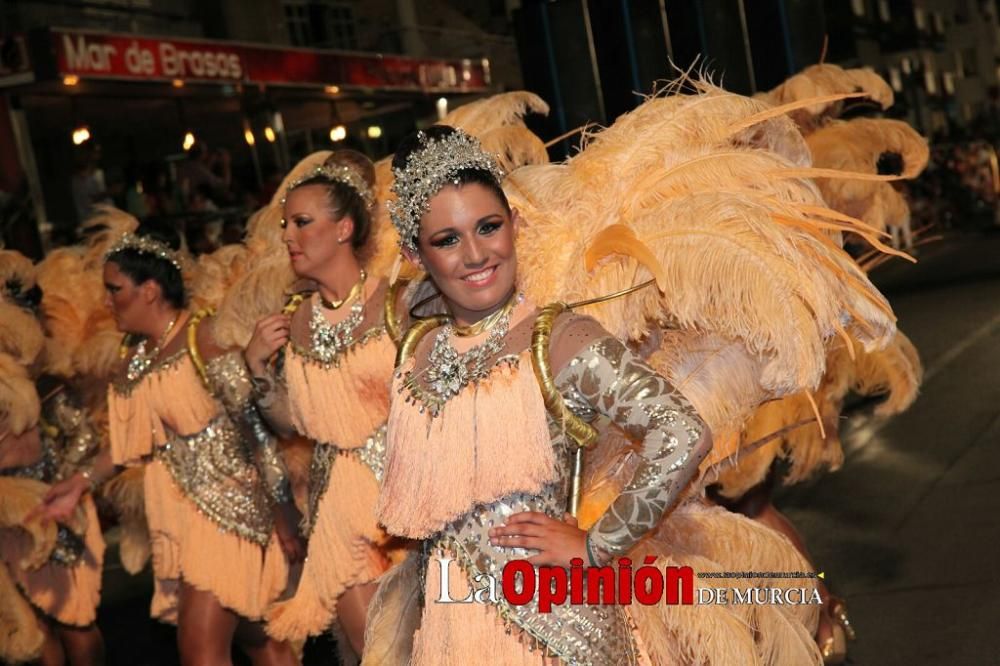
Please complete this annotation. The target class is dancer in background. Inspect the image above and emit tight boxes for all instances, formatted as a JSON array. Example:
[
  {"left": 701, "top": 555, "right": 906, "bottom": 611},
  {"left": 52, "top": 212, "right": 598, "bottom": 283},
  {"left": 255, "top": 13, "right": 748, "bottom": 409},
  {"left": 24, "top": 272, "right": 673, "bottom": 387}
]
[
  {"left": 0, "top": 249, "right": 106, "bottom": 665},
  {"left": 244, "top": 150, "right": 404, "bottom": 660},
  {"left": 37, "top": 225, "right": 302, "bottom": 666}
]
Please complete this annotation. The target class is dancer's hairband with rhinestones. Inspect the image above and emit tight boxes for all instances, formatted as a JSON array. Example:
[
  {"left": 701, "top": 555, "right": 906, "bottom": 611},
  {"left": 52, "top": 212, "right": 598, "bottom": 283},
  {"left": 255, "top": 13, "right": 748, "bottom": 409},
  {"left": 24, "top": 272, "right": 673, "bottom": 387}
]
[
  {"left": 104, "top": 232, "right": 184, "bottom": 273},
  {"left": 281, "top": 163, "right": 375, "bottom": 210},
  {"left": 388, "top": 129, "right": 504, "bottom": 253}
]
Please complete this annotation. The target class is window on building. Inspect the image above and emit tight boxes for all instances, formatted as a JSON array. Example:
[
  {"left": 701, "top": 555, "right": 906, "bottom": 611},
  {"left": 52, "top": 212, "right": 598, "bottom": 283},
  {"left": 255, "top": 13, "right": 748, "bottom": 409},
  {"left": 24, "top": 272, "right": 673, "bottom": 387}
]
[
  {"left": 283, "top": 0, "right": 357, "bottom": 49},
  {"left": 890, "top": 66, "right": 904, "bottom": 92},
  {"left": 964, "top": 47, "right": 979, "bottom": 76},
  {"left": 324, "top": 3, "right": 358, "bottom": 50},
  {"left": 284, "top": 0, "right": 310, "bottom": 46},
  {"left": 924, "top": 69, "right": 938, "bottom": 94},
  {"left": 932, "top": 11, "right": 945, "bottom": 34},
  {"left": 914, "top": 7, "right": 927, "bottom": 31},
  {"left": 878, "top": 0, "right": 891, "bottom": 22},
  {"left": 943, "top": 71, "right": 956, "bottom": 95},
  {"left": 851, "top": 0, "right": 866, "bottom": 17}
]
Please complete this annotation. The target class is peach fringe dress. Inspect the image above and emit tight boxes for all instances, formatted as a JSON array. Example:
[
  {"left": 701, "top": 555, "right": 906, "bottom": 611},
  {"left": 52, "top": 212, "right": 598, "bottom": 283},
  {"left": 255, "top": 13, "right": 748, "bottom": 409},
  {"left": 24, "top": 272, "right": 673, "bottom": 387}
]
[
  {"left": 0, "top": 475, "right": 104, "bottom": 628},
  {"left": 366, "top": 310, "right": 824, "bottom": 666},
  {"left": 108, "top": 347, "right": 288, "bottom": 622},
  {"left": 262, "top": 283, "right": 397, "bottom": 641},
  {"left": 1, "top": 395, "right": 106, "bottom": 641}
]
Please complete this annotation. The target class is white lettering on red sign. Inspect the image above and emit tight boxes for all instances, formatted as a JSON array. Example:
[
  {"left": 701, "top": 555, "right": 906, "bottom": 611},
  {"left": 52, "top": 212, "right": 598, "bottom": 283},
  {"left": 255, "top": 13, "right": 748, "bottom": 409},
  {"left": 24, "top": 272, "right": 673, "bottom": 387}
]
[
  {"left": 159, "top": 43, "right": 242, "bottom": 79},
  {"left": 60, "top": 33, "right": 242, "bottom": 81},
  {"left": 63, "top": 34, "right": 117, "bottom": 72},
  {"left": 124, "top": 41, "right": 155, "bottom": 75}
]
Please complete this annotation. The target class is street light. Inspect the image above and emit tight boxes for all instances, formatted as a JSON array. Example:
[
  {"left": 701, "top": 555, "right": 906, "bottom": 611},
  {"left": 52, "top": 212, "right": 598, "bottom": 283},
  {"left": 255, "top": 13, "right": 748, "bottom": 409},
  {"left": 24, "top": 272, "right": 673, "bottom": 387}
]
[
  {"left": 367, "top": 125, "right": 383, "bottom": 139},
  {"left": 244, "top": 128, "right": 256, "bottom": 146},
  {"left": 72, "top": 126, "right": 91, "bottom": 145},
  {"left": 330, "top": 125, "right": 347, "bottom": 142},
  {"left": 183, "top": 131, "right": 196, "bottom": 151},
  {"left": 264, "top": 126, "right": 277, "bottom": 143},
  {"left": 436, "top": 97, "right": 448, "bottom": 120}
]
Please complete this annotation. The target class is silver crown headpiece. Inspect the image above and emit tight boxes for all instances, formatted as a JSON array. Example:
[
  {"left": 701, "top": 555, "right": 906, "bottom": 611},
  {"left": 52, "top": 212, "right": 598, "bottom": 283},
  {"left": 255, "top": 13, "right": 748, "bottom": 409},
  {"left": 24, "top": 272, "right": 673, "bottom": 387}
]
[
  {"left": 388, "top": 129, "right": 504, "bottom": 253},
  {"left": 281, "top": 163, "right": 375, "bottom": 210},
  {"left": 104, "top": 232, "right": 184, "bottom": 274}
]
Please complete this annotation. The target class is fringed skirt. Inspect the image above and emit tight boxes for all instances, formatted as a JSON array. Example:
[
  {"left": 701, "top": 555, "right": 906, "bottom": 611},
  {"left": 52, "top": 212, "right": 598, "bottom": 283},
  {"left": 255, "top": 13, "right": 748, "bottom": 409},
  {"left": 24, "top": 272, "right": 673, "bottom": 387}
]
[
  {"left": 144, "top": 460, "right": 288, "bottom": 622},
  {"left": 266, "top": 454, "right": 390, "bottom": 641},
  {"left": 0, "top": 494, "right": 105, "bottom": 627}
]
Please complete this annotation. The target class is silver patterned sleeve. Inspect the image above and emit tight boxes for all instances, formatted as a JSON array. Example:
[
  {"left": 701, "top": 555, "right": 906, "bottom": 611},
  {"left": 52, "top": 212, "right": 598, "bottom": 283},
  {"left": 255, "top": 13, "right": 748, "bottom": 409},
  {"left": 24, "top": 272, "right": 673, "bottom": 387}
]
[
  {"left": 206, "top": 352, "right": 293, "bottom": 505},
  {"left": 555, "top": 337, "right": 711, "bottom": 560},
  {"left": 249, "top": 349, "right": 296, "bottom": 440}
]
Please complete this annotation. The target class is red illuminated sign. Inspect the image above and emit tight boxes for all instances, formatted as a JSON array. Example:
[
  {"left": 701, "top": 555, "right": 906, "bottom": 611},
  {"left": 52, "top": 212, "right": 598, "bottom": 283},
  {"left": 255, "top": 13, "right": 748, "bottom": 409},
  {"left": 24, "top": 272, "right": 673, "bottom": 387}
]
[{"left": 51, "top": 29, "right": 490, "bottom": 92}]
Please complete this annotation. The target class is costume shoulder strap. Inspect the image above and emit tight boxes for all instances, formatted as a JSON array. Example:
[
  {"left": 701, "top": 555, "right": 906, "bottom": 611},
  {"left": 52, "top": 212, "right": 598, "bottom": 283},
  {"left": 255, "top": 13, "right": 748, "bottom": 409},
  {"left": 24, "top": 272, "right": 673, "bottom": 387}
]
[
  {"left": 186, "top": 308, "right": 216, "bottom": 387},
  {"left": 530, "top": 303, "right": 599, "bottom": 449},
  {"left": 383, "top": 278, "right": 411, "bottom": 345}
]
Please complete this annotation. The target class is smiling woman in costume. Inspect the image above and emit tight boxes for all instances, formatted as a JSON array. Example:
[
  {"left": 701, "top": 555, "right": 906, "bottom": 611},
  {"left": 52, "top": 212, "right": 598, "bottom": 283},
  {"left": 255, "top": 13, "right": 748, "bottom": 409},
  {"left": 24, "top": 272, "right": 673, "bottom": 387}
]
[{"left": 367, "top": 125, "right": 712, "bottom": 664}]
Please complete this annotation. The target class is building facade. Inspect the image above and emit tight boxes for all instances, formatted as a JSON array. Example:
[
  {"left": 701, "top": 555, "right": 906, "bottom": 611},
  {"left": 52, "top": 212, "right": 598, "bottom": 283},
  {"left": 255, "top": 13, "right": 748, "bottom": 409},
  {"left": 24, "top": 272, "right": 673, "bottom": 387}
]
[{"left": 0, "top": 0, "right": 519, "bottom": 249}]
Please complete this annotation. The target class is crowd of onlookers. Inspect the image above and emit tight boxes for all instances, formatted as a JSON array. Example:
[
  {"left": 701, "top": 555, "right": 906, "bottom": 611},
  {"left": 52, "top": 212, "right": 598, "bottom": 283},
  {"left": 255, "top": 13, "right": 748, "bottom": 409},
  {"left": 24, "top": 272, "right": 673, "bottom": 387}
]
[
  {"left": 66, "top": 140, "right": 286, "bottom": 256},
  {"left": 5, "top": 131, "right": 1000, "bottom": 263},
  {"left": 906, "top": 140, "right": 1000, "bottom": 233}
]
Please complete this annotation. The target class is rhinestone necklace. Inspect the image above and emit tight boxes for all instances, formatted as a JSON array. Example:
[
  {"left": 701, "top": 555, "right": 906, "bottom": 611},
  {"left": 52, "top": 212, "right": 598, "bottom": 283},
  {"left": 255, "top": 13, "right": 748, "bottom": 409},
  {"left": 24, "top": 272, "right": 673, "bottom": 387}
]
[
  {"left": 421, "top": 293, "right": 522, "bottom": 413},
  {"left": 310, "top": 293, "right": 364, "bottom": 363},
  {"left": 126, "top": 314, "right": 180, "bottom": 382}
]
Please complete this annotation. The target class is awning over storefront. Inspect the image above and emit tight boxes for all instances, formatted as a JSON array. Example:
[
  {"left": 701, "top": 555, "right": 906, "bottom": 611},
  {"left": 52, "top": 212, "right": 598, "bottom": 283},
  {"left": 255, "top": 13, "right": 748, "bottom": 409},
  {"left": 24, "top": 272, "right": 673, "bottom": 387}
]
[{"left": 11, "top": 27, "right": 491, "bottom": 92}]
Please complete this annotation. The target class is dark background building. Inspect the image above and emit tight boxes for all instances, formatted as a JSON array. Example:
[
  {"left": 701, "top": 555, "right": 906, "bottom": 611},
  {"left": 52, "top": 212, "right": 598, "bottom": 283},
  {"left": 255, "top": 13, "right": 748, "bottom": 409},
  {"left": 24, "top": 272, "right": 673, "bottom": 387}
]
[
  {"left": 0, "top": 0, "right": 520, "bottom": 250},
  {"left": 513, "top": 0, "right": 1000, "bottom": 157}
]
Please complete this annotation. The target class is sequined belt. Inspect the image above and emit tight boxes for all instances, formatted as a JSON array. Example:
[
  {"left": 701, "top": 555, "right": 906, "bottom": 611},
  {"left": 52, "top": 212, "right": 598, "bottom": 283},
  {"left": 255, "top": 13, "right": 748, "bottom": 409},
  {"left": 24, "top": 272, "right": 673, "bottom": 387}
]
[
  {"left": 424, "top": 487, "right": 638, "bottom": 666},
  {"left": 2, "top": 454, "right": 84, "bottom": 567},
  {"left": 305, "top": 424, "right": 387, "bottom": 536},
  {"left": 155, "top": 415, "right": 273, "bottom": 546},
  {"left": 0, "top": 444, "right": 55, "bottom": 482}
]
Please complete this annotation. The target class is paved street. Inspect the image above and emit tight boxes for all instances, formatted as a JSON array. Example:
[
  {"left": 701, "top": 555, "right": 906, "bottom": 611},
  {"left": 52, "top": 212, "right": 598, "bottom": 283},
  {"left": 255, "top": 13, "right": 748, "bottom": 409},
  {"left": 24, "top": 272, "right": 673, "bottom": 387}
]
[{"left": 780, "top": 230, "right": 1000, "bottom": 665}]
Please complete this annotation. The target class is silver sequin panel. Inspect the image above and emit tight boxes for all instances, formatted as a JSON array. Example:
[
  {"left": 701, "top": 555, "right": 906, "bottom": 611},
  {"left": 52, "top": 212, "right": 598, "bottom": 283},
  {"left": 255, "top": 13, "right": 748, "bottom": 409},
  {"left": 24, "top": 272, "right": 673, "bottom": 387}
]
[
  {"left": 426, "top": 488, "right": 639, "bottom": 666},
  {"left": 156, "top": 415, "right": 274, "bottom": 546},
  {"left": 304, "top": 425, "right": 387, "bottom": 536}
]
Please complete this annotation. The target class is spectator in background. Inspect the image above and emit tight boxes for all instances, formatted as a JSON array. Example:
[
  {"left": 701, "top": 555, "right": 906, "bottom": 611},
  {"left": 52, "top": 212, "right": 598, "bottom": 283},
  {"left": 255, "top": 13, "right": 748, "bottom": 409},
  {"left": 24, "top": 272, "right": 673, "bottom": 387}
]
[
  {"left": 177, "top": 141, "right": 231, "bottom": 210},
  {"left": 123, "top": 165, "right": 149, "bottom": 219},
  {"left": 188, "top": 183, "right": 224, "bottom": 254},
  {"left": 71, "top": 142, "right": 111, "bottom": 226}
]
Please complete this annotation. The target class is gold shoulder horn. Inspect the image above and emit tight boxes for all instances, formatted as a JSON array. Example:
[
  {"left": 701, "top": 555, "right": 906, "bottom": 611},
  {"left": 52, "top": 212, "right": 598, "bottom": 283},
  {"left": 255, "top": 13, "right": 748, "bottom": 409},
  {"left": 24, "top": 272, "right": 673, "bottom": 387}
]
[
  {"left": 530, "top": 302, "right": 600, "bottom": 449},
  {"left": 383, "top": 277, "right": 411, "bottom": 345},
  {"left": 186, "top": 308, "right": 215, "bottom": 387},
  {"left": 531, "top": 302, "right": 600, "bottom": 519}
]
